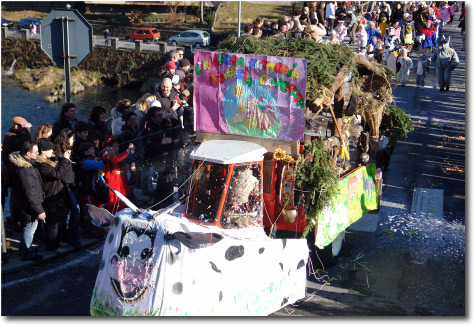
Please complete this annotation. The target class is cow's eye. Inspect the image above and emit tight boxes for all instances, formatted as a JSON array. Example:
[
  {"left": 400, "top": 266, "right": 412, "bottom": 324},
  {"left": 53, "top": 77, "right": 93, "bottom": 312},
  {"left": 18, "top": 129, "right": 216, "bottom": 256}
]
[
  {"left": 141, "top": 248, "right": 151, "bottom": 260},
  {"left": 122, "top": 246, "right": 130, "bottom": 258}
]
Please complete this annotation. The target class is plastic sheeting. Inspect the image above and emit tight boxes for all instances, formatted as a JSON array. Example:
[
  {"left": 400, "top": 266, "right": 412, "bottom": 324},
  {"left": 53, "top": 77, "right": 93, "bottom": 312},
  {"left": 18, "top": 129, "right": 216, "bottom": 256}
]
[{"left": 90, "top": 209, "right": 308, "bottom": 316}]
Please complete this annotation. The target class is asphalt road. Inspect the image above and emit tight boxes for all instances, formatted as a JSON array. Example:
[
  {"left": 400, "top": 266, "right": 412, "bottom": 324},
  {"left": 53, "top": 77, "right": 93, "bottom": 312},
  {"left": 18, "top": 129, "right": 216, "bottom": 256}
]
[{"left": 1, "top": 14, "right": 465, "bottom": 317}]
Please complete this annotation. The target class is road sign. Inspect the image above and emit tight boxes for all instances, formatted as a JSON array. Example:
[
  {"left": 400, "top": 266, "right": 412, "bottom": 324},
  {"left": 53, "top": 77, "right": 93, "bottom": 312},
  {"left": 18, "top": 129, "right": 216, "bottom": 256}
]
[
  {"left": 40, "top": 9, "right": 93, "bottom": 67},
  {"left": 40, "top": 8, "right": 93, "bottom": 102}
]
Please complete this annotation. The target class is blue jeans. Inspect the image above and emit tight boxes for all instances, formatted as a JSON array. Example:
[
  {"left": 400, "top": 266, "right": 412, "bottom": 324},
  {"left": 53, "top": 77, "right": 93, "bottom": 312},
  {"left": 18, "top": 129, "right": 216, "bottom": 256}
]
[
  {"left": 68, "top": 189, "right": 81, "bottom": 244},
  {"left": 19, "top": 219, "right": 38, "bottom": 258}
]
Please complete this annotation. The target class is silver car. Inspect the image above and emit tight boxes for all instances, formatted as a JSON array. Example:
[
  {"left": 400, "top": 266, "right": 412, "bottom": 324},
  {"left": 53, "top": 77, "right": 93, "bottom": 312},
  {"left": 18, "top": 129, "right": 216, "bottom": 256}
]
[{"left": 168, "top": 30, "right": 210, "bottom": 48}]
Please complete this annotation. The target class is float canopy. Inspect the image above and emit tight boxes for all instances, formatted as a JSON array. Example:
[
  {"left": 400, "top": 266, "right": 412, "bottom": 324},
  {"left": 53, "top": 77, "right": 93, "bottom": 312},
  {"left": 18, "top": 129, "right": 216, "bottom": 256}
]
[{"left": 191, "top": 140, "right": 267, "bottom": 164}]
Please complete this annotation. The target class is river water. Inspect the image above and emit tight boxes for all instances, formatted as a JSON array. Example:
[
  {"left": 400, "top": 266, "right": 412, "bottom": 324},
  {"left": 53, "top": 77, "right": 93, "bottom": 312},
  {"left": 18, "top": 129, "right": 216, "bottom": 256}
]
[{"left": 1, "top": 74, "right": 143, "bottom": 217}]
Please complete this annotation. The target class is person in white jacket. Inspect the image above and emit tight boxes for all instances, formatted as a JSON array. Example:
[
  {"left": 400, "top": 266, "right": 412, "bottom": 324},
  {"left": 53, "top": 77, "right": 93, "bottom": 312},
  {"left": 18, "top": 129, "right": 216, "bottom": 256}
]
[
  {"left": 325, "top": 1, "right": 336, "bottom": 35},
  {"left": 111, "top": 98, "right": 132, "bottom": 137}
]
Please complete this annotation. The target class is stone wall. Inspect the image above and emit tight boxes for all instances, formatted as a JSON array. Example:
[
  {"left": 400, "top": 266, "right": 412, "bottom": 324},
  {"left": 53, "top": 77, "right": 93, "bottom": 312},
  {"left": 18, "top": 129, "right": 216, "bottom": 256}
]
[{"left": 1, "top": 38, "right": 166, "bottom": 88}]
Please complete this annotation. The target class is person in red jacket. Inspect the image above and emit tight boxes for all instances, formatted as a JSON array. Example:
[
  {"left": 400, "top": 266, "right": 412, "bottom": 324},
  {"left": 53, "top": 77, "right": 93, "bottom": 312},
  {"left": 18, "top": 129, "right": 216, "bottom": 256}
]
[{"left": 103, "top": 138, "right": 133, "bottom": 215}]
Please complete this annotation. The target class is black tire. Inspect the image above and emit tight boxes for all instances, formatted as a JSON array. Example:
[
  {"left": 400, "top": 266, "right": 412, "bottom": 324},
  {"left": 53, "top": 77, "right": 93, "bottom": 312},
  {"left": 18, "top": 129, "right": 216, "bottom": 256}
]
[
  {"left": 171, "top": 41, "right": 178, "bottom": 46},
  {"left": 195, "top": 42, "right": 202, "bottom": 48},
  {"left": 307, "top": 230, "right": 345, "bottom": 268}
]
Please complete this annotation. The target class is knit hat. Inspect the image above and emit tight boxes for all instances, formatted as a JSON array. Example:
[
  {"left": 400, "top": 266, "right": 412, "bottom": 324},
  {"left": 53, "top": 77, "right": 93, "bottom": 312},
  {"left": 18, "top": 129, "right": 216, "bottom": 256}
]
[
  {"left": 166, "top": 61, "right": 176, "bottom": 70},
  {"left": 149, "top": 99, "right": 162, "bottom": 108},
  {"left": 37, "top": 138, "right": 55, "bottom": 152},
  {"left": 172, "top": 74, "right": 180, "bottom": 85},
  {"left": 180, "top": 58, "right": 190, "bottom": 67}
]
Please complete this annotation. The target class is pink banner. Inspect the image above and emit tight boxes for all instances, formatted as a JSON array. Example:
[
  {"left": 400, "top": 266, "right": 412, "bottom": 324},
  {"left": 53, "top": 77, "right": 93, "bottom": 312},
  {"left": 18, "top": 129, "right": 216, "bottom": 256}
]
[{"left": 193, "top": 51, "right": 307, "bottom": 141}]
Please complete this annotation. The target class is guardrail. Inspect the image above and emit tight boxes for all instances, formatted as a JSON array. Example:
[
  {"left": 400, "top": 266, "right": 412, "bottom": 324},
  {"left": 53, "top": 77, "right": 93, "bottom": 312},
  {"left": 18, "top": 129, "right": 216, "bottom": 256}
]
[{"left": 1, "top": 27, "right": 200, "bottom": 56}]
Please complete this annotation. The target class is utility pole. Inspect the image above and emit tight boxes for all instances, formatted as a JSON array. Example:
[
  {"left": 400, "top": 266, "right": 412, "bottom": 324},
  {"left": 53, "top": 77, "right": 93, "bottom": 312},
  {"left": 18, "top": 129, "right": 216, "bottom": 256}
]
[
  {"left": 200, "top": 1, "right": 204, "bottom": 25},
  {"left": 238, "top": 1, "right": 241, "bottom": 37}
]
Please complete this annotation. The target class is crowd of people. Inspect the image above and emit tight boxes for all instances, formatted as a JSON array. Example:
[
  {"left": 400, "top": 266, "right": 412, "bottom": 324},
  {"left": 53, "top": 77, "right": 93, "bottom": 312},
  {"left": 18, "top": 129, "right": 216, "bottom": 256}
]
[
  {"left": 1, "top": 48, "right": 196, "bottom": 262},
  {"left": 242, "top": 1, "right": 463, "bottom": 89}
]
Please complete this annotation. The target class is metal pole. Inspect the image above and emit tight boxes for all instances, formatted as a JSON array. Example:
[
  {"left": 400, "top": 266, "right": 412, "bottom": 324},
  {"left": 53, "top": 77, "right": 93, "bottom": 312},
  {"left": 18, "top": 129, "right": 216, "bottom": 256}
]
[
  {"left": 238, "top": 1, "right": 241, "bottom": 37},
  {"left": 62, "top": 17, "right": 71, "bottom": 103}
]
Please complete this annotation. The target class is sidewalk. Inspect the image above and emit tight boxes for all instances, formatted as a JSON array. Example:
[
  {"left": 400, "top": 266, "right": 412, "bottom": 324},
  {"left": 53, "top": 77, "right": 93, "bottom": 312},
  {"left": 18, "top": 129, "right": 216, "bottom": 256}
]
[{"left": 1, "top": 186, "right": 165, "bottom": 276}]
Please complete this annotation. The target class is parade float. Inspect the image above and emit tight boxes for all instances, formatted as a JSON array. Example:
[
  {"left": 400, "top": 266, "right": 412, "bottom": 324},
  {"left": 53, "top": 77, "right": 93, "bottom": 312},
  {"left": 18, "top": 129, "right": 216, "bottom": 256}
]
[{"left": 89, "top": 36, "right": 413, "bottom": 316}]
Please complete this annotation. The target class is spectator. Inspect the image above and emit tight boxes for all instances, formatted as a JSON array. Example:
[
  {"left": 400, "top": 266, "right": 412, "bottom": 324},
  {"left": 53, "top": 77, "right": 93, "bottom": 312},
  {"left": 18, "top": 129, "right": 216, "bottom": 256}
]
[
  {"left": 416, "top": 53, "right": 429, "bottom": 89},
  {"left": 76, "top": 141, "right": 109, "bottom": 237},
  {"left": 9, "top": 140, "right": 44, "bottom": 262},
  {"left": 325, "top": 1, "right": 336, "bottom": 35},
  {"left": 111, "top": 99, "right": 132, "bottom": 137},
  {"left": 2, "top": 116, "right": 32, "bottom": 167},
  {"left": 142, "top": 106, "right": 176, "bottom": 209},
  {"left": 335, "top": 2, "right": 347, "bottom": 23},
  {"left": 71, "top": 121, "right": 90, "bottom": 162},
  {"left": 175, "top": 58, "right": 191, "bottom": 81},
  {"left": 177, "top": 48, "right": 184, "bottom": 66},
  {"left": 317, "top": 2, "right": 326, "bottom": 29},
  {"left": 87, "top": 105, "right": 109, "bottom": 146},
  {"left": 346, "top": 8, "right": 358, "bottom": 45},
  {"left": 378, "top": 5, "right": 390, "bottom": 25},
  {"left": 121, "top": 111, "right": 143, "bottom": 199},
  {"left": 134, "top": 93, "right": 156, "bottom": 129},
  {"left": 104, "top": 28, "right": 110, "bottom": 46},
  {"left": 308, "top": 2, "right": 318, "bottom": 25},
  {"left": 174, "top": 130, "right": 194, "bottom": 200},
  {"left": 153, "top": 78, "right": 181, "bottom": 128},
  {"left": 241, "top": 24, "right": 253, "bottom": 36},
  {"left": 397, "top": 48, "right": 413, "bottom": 86},
  {"left": 273, "top": 20, "right": 289, "bottom": 38},
  {"left": 252, "top": 26, "right": 263, "bottom": 38},
  {"left": 36, "top": 138, "right": 71, "bottom": 253},
  {"left": 165, "top": 49, "right": 180, "bottom": 68},
  {"left": 299, "top": 7, "right": 311, "bottom": 27},
  {"left": 161, "top": 60, "right": 177, "bottom": 81},
  {"left": 33, "top": 123, "right": 53, "bottom": 141},
  {"left": 2, "top": 116, "right": 32, "bottom": 232},
  {"left": 103, "top": 138, "right": 132, "bottom": 215},
  {"left": 391, "top": 3, "right": 405, "bottom": 24},
  {"left": 53, "top": 128, "right": 82, "bottom": 251},
  {"left": 52, "top": 103, "right": 79, "bottom": 141},
  {"left": 429, "top": 36, "right": 459, "bottom": 92},
  {"left": 253, "top": 16, "right": 264, "bottom": 30}
]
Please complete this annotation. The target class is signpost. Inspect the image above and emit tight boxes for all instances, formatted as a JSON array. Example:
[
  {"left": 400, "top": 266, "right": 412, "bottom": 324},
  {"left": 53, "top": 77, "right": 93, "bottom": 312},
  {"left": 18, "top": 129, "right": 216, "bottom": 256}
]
[{"left": 40, "top": 8, "right": 93, "bottom": 102}]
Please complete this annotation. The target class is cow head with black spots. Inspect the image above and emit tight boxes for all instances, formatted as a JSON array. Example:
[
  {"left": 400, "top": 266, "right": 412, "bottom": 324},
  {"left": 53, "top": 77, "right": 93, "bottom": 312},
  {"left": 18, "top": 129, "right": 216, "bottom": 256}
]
[{"left": 107, "top": 220, "right": 157, "bottom": 304}]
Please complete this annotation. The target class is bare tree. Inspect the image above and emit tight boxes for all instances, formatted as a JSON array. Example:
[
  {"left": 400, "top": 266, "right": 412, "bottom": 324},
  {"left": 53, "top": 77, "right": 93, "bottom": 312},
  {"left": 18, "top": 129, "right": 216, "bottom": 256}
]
[{"left": 167, "top": 1, "right": 180, "bottom": 26}]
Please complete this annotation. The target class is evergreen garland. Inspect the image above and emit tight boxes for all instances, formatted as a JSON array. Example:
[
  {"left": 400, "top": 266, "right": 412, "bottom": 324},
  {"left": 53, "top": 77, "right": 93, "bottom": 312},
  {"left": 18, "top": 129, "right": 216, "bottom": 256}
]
[
  {"left": 216, "top": 35, "right": 359, "bottom": 100},
  {"left": 295, "top": 138, "right": 339, "bottom": 237}
]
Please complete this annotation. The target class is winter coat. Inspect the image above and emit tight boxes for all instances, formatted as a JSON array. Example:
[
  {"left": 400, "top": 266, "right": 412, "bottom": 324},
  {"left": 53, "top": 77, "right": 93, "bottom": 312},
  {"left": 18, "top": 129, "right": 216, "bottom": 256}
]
[
  {"left": 391, "top": 8, "right": 404, "bottom": 22},
  {"left": 367, "top": 28, "right": 382, "bottom": 46},
  {"left": 111, "top": 107, "right": 125, "bottom": 137},
  {"left": 439, "top": 5, "right": 454, "bottom": 23},
  {"left": 35, "top": 155, "right": 71, "bottom": 221},
  {"left": 1, "top": 127, "right": 31, "bottom": 165},
  {"left": 121, "top": 124, "right": 145, "bottom": 163},
  {"left": 55, "top": 151, "right": 76, "bottom": 189},
  {"left": 9, "top": 152, "right": 44, "bottom": 223},
  {"left": 356, "top": 27, "right": 368, "bottom": 48},
  {"left": 52, "top": 118, "right": 78, "bottom": 142},
  {"left": 77, "top": 156, "right": 107, "bottom": 196},
  {"left": 325, "top": 2, "right": 335, "bottom": 19},
  {"left": 430, "top": 42, "right": 459, "bottom": 71},
  {"left": 417, "top": 27, "right": 438, "bottom": 49},
  {"left": 87, "top": 119, "right": 109, "bottom": 146}
]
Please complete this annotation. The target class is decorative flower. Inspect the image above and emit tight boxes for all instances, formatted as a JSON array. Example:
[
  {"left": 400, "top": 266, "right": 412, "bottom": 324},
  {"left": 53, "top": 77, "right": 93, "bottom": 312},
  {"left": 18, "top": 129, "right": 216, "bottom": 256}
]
[
  {"left": 273, "top": 148, "right": 286, "bottom": 160},
  {"left": 283, "top": 155, "right": 294, "bottom": 163},
  {"left": 202, "top": 138, "right": 207, "bottom": 142}
]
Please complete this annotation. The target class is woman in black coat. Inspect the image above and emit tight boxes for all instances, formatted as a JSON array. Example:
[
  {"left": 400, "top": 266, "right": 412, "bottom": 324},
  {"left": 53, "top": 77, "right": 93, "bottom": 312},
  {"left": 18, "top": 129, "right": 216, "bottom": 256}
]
[{"left": 36, "top": 139, "right": 72, "bottom": 252}]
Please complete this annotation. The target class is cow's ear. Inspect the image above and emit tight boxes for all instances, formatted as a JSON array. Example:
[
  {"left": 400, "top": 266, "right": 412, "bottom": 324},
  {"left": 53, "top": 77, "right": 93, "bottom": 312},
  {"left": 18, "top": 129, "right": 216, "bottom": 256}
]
[
  {"left": 86, "top": 204, "right": 116, "bottom": 229},
  {"left": 171, "top": 232, "right": 224, "bottom": 249}
]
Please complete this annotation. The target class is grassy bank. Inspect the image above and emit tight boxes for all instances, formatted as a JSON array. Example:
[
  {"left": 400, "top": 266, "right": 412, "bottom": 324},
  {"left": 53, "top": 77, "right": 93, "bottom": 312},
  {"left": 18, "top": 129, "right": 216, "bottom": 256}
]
[{"left": 213, "top": 1, "right": 296, "bottom": 33}]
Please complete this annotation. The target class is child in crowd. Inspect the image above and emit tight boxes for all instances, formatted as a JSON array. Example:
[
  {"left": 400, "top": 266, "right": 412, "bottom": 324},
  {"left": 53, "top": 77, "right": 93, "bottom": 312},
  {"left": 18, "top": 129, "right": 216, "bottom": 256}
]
[{"left": 416, "top": 54, "right": 429, "bottom": 89}]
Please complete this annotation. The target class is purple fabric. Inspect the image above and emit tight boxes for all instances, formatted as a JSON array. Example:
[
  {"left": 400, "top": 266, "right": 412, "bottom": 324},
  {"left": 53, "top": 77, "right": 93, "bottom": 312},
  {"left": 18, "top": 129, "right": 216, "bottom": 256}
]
[{"left": 193, "top": 51, "right": 307, "bottom": 141}]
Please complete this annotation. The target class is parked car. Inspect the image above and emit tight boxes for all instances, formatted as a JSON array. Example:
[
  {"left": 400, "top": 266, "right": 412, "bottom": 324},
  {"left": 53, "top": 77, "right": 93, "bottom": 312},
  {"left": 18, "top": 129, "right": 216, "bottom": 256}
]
[
  {"left": 1, "top": 19, "right": 14, "bottom": 28},
  {"left": 168, "top": 30, "right": 211, "bottom": 48},
  {"left": 16, "top": 18, "right": 42, "bottom": 31},
  {"left": 125, "top": 27, "right": 160, "bottom": 42}
]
